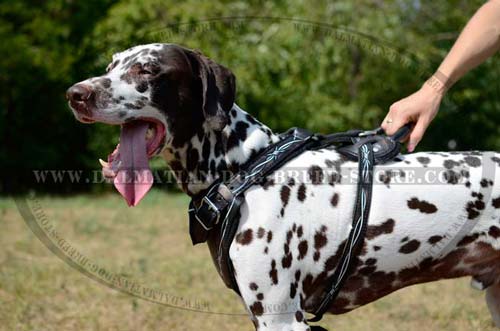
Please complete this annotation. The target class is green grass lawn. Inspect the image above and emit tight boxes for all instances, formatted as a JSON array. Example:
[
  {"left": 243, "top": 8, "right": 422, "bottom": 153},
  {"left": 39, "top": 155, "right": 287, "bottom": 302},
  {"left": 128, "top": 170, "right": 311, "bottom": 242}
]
[{"left": 0, "top": 190, "right": 496, "bottom": 331}]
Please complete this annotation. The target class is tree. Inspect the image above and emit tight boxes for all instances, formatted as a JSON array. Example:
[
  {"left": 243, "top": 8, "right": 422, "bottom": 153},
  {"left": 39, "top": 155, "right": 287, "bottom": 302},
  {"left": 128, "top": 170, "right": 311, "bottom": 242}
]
[
  {"left": 2, "top": 0, "right": 498, "bottom": 193},
  {"left": 0, "top": 0, "right": 116, "bottom": 192}
]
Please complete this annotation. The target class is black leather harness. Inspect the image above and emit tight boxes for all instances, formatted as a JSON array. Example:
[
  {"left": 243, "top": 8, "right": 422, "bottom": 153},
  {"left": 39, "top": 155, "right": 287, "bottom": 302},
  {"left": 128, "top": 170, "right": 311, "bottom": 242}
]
[{"left": 188, "top": 125, "right": 410, "bottom": 321}]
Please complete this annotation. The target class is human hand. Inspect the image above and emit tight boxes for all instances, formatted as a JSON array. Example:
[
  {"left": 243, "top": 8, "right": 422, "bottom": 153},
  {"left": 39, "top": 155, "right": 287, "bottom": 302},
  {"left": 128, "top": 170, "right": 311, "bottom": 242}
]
[{"left": 382, "top": 80, "right": 445, "bottom": 152}]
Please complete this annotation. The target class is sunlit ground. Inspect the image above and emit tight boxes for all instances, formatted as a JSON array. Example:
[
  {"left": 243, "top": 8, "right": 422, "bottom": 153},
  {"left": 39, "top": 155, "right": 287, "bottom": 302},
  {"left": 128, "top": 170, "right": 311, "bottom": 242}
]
[{"left": 0, "top": 190, "right": 496, "bottom": 331}]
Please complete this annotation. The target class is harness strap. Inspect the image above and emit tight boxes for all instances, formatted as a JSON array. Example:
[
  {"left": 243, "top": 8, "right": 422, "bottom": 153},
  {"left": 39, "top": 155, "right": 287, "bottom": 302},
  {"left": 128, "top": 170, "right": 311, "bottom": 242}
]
[
  {"left": 188, "top": 127, "right": 368, "bottom": 245},
  {"left": 187, "top": 124, "right": 411, "bottom": 317},
  {"left": 308, "top": 142, "right": 375, "bottom": 322},
  {"left": 217, "top": 195, "right": 245, "bottom": 294},
  {"left": 189, "top": 127, "right": 327, "bottom": 291},
  {"left": 189, "top": 128, "right": 321, "bottom": 244}
]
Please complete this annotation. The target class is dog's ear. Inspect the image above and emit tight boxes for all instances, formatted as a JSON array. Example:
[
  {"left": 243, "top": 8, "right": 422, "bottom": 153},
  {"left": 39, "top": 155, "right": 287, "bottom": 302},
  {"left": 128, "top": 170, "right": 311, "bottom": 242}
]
[{"left": 188, "top": 50, "right": 236, "bottom": 131}]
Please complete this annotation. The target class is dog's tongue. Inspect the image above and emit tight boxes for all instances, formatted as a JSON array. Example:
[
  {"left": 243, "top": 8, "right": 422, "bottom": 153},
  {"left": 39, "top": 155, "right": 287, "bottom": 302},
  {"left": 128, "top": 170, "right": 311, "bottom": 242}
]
[{"left": 114, "top": 121, "right": 153, "bottom": 206}]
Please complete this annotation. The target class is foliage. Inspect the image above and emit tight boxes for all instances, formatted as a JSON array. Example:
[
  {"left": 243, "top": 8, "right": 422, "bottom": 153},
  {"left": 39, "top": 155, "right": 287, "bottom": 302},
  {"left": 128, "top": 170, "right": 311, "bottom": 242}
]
[{"left": 1, "top": 0, "right": 498, "bottom": 193}]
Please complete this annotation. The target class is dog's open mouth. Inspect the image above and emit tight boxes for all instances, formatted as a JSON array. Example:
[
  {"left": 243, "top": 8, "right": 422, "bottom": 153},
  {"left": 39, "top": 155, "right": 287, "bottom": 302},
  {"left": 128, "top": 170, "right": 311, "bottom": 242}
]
[{"left": 98, "top": 118, "right": 166, "bottom": 207}]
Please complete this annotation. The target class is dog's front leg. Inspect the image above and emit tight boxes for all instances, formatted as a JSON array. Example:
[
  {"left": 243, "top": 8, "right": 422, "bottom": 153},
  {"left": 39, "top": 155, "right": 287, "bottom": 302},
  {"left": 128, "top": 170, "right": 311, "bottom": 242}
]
[
  {"left": 487, "top": 283, "right": 500, "bottom": 328},
  {"left": 231, "top": 240, "right": 311, "bottom": 331},
  {"left": 238, "top": 281, "right": 311, "bottom": 331}
]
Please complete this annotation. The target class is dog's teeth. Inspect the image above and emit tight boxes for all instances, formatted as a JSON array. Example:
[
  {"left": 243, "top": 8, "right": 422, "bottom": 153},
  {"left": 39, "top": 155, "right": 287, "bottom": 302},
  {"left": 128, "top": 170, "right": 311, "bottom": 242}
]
[
  {"left": 146, "top": 127, "right": 155, "bottom": 141},
  {"left": 99, "top": 158, "right": 109, "bottom": 167},
  {"left": 146, "top": 127, "right": 156, "bottom": 140}
]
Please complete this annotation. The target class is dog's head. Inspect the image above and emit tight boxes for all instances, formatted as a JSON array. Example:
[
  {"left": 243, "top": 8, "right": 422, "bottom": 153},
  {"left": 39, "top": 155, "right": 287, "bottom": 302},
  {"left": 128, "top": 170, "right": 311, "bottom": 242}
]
[
  {"left": 66, "top": 44, "right": 235, "bottom": 205},
  {"left": 67, "top": 43, "right": 236, "bottom": 149}
]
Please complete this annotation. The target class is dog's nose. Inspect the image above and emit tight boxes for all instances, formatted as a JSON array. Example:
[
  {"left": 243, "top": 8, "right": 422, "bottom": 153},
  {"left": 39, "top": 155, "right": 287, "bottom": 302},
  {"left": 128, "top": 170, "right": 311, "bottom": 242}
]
[{"left": 66, "top": 84, "right": 93, "bottom": 102}]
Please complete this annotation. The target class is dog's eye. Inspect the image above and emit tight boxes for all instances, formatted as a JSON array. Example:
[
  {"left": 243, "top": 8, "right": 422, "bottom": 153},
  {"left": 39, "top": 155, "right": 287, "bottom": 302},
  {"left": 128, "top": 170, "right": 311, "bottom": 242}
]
[{"left": 141, "top": 62, "right": 160, "bottom": 76}]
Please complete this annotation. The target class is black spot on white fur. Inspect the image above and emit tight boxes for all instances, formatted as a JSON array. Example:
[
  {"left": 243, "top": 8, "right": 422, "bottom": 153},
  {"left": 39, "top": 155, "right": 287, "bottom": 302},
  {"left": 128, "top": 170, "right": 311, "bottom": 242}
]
[
  {"left": 366, "top": 219, "right": 395, "bottom": 239},
  {"left": 308, "top": 165, "right": 324, "bottom": 185},
  {"left": 493, "top": 196, "right": 500, "bottom": 208},
  {"left": 407, "top": 198, "right": 437, "bottom": 214},
  {"left": 399, "top": 239, "right": 420, "bottom": 254},
  {"left": 416, "top": 157, "right": 430, "bottom": 167},
  {"left": 464, "top": 156, "right": 481, "bottom": 167}
]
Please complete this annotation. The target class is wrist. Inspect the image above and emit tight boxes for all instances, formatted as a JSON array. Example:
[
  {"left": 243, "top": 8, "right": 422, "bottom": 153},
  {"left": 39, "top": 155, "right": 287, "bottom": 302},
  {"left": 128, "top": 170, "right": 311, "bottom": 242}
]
[{"left": 423, "top": 72, "right": 449, "bottom": 97}]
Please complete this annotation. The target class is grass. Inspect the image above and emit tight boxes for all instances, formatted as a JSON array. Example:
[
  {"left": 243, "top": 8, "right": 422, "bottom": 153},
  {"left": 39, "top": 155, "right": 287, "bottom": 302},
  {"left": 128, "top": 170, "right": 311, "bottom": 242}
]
[{"left": 0, "top": 190, "right": 497, "bottom": 331}]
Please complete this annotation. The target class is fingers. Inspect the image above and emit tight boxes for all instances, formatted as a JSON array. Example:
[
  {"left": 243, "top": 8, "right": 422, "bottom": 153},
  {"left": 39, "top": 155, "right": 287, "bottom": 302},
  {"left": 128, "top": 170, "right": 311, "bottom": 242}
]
[
  {"left": 383, "top": 84, "right": 443, "bottom": 152},
  {"left": 382, "top": 101, "right": 424, "bottom": 152},
  {"left": 381, "top": 104, "right": 397, "bottom": 132},
  {"left": 382, "top": 103, "right": 408, "bottom": 136},
  {"left": 407, "top": 118, "right": 429, "bottom": 152}
]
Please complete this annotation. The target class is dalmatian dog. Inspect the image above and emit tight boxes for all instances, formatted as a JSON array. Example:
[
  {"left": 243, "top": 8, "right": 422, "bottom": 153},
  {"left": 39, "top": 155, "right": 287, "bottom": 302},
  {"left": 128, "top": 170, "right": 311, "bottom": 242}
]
[{"left": 67, "top": 43, "right": 500, "bottom": 330}]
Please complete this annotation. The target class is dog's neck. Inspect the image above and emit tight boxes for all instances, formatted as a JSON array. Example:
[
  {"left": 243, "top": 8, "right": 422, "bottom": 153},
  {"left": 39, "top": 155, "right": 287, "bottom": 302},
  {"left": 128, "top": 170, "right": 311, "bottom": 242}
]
[{"left": 161, "top": 104, "right": 279, "bottom": 196}]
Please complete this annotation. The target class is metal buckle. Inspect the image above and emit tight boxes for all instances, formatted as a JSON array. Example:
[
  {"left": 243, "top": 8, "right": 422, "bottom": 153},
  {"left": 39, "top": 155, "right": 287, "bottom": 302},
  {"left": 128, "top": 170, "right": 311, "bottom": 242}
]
[
  {"left": 195, "top": 196, "right": 221, "bottom": 230},
  {"left": 358, "top": 127, "right": 383, "bottom": 137}
]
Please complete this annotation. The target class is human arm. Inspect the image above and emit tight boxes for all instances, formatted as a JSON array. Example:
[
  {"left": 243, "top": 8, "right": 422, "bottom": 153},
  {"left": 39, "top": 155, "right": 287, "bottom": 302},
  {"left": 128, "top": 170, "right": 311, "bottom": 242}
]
[{"left": 382, "top": 0, "right": 500, "bottom": 152}]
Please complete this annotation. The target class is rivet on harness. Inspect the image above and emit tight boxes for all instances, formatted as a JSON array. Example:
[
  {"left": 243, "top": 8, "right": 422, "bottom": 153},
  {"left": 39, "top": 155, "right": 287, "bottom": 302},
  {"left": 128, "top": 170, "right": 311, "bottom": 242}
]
[{"left": 188, "top": 124, "right": 411, "bottom": 321}]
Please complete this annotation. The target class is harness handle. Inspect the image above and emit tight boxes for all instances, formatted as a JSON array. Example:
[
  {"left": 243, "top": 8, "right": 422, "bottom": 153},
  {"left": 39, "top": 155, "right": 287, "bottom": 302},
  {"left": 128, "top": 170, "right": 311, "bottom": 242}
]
[{"left": 387, "top": 122, "right": 413, "bottom": 142}]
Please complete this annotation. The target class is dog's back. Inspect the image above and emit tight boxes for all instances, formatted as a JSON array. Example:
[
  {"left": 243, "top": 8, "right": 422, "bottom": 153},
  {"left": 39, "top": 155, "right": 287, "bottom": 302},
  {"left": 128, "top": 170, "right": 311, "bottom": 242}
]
[{"left": 231, "top": 149, "right": 500, "bottom": 317}]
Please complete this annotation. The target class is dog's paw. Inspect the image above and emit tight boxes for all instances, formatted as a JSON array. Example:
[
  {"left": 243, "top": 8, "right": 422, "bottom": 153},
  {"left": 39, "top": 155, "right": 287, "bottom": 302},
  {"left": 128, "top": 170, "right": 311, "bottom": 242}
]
[{"left": 310, "top": 325, "right": 329, "bottom": 331}]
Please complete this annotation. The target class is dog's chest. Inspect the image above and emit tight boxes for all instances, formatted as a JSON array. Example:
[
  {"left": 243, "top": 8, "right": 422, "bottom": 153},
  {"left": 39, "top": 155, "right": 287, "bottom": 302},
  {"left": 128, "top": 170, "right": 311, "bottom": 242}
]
[{"left": 227, "top": 149, "right": 500, "bottom": 312}]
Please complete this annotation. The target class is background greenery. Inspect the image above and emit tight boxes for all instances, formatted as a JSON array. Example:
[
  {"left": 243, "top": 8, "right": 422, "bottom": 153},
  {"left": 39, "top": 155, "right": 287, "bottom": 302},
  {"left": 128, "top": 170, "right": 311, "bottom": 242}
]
[{"left": 1, "top": 0, "right": 499, "bottom": 193}]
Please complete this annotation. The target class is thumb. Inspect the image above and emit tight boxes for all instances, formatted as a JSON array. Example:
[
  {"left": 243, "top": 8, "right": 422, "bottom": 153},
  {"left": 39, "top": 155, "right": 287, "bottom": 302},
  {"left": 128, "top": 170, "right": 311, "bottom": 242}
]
[{"left": 407, "top": 119, "right": 428, "bottom": 152}]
